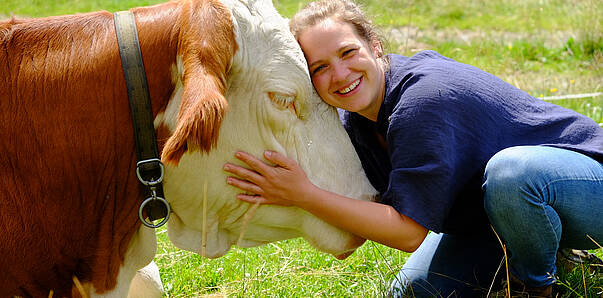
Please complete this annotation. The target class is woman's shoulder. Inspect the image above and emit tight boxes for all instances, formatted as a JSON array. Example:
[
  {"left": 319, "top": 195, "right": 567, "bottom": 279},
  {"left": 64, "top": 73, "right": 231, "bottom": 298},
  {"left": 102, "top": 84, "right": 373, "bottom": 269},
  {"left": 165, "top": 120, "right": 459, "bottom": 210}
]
[
  {"left": 384, "top": 50, "right": 512, "bottom": 109},
  {"left": 383, "top": 52, "right": 457, "bottom": 112},
  {"left": 387, "top": 50, "right": 484, "bottom": 80},
  {"left": 385, "top": 51, "right": 460, "bottom": 92},
  {"left": 386, "top": 50, "right": 455, "bottom": 70}
]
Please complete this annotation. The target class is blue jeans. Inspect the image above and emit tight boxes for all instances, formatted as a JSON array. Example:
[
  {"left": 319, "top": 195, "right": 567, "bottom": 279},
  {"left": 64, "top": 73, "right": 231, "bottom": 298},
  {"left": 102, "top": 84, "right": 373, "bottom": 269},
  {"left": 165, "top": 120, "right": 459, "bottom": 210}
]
[{"left": 390, "top": 146, "right": 603, "bottom": 297}]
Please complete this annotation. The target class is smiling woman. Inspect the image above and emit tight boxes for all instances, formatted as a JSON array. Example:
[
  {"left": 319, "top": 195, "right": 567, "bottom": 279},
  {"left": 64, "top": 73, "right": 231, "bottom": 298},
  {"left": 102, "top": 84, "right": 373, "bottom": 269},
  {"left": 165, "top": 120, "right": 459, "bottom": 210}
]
[
  {"left": 223, "top": 1, "right": 603, "bottom": 298},
  {"left": 299, "top": 17, "right": 385, "bottom": 121}
]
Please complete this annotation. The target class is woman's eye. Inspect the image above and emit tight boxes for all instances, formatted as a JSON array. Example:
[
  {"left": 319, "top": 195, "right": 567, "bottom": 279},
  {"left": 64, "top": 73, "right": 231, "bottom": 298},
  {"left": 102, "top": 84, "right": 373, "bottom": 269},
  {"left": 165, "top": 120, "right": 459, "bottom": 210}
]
[
  {"left": 342, "top": 49, "right": 356, "bottom": 57},
  {"left": 312, "top": 65, "right": 326, "bottom": 75}
]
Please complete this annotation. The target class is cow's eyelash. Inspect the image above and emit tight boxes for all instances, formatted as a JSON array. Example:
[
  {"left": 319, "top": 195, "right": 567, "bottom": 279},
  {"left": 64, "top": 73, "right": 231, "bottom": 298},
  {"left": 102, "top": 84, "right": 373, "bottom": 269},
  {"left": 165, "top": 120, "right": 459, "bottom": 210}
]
[{"left": 268, "top": 92, "right": 298, "bottom": 115}]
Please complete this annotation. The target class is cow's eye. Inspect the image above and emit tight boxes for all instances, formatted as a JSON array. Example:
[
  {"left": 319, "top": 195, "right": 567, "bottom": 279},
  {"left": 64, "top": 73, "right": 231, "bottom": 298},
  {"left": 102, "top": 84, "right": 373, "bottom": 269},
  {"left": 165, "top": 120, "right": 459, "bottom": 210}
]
[{"left": 268, "top": 92, "right": 297, "bottom": 115}]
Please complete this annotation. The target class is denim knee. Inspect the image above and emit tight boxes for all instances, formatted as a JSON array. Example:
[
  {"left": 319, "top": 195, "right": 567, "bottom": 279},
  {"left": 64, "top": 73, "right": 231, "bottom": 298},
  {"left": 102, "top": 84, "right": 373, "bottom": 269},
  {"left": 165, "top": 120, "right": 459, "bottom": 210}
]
[{"left": 483, "top": 147, "right": 536, "bottom": 216}]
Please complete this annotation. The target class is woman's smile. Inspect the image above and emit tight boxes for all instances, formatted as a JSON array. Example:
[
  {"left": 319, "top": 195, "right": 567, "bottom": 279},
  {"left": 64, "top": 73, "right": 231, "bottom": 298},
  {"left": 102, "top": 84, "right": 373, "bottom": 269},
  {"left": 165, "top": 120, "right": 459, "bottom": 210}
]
[{"left": 336, "top": 77, "right": 362, "bottom": 95}]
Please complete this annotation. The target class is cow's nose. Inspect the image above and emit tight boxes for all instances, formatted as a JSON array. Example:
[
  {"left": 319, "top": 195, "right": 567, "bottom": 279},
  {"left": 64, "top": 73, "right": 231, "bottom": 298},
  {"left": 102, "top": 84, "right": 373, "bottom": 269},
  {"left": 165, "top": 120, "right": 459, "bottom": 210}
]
[
  {"left": 334, "top": 234, "right": 367, "bottom": 259},
  {"left": 365, "top": 193, "right": 378, "bottom": 202},
  {"left": 334, "top": 250, "right": 355, "bottom": 260}
]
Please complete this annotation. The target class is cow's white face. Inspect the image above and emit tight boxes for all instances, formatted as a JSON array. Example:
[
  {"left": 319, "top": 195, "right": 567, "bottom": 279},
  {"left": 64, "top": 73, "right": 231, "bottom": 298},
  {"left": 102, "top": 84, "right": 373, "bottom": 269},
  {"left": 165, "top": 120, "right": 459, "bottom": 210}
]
[{"left": 156, "top": 0, "right": 377, "bottom": 258}]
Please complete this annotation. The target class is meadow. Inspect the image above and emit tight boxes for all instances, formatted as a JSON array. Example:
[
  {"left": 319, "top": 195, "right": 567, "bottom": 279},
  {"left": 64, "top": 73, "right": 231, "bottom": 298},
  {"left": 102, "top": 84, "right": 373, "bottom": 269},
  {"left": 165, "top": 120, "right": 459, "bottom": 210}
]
[{"left": 2, "top": 0, "right": 601, "bottom": 297}]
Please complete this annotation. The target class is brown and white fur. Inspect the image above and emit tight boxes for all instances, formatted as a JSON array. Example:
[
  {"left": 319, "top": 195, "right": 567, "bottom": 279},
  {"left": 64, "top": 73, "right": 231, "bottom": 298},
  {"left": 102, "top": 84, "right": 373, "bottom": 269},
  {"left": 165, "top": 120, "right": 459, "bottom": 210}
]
[{"left": 0, "top": 0, "right": 376, "bottom": 296}]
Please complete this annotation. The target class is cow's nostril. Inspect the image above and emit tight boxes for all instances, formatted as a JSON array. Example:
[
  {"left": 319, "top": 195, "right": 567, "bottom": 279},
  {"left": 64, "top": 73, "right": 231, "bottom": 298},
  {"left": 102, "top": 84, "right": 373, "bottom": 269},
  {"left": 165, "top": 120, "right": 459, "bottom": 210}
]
[
  {"left": 334, "top": 250, "right": 354, "bottom": 260},
  {"left": 333, "top": 234, "right": 366, "bottom": 260},
  {"left": 361, "top": 193, "right": 379, "bottom": 202}
]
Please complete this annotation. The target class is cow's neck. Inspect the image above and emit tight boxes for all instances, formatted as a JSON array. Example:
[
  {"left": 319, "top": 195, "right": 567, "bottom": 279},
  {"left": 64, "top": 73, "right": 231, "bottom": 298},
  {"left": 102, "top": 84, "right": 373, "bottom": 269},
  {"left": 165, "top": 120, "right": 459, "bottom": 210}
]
[{"left": 130, "top": 1, "right": 182, "bottom": 123}]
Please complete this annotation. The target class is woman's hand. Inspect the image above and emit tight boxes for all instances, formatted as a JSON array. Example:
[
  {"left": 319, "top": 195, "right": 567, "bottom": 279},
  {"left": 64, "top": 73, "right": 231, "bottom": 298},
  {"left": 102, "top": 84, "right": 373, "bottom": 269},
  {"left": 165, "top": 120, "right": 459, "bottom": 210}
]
[
  {"left": 223, "top": 150, "right": 316, "bottom": 207},
  {"left": 224, "top": 151, "right": 428, "bottom": 252}
]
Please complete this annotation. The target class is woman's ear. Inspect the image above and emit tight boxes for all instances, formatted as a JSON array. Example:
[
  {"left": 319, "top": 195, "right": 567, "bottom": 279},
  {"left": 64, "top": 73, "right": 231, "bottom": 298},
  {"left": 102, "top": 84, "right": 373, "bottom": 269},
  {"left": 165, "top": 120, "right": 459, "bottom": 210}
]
[{"left": 371, "top": 39, "right": 384, "bottom": 58}]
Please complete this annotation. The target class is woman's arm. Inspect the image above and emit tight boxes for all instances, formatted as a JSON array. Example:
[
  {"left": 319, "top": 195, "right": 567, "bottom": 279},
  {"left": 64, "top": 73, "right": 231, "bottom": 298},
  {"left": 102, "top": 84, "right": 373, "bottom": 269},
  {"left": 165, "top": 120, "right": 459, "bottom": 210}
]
[{"left": 223, "top": 150, "right": 428, "bottom": 252}]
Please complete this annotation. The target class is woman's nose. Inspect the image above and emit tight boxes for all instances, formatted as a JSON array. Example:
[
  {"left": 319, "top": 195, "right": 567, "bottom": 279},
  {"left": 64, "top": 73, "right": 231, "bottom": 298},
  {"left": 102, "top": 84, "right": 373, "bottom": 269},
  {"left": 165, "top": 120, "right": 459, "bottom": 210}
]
[{"left": 331, "top": 62, "right": 350, "bottom": 82}]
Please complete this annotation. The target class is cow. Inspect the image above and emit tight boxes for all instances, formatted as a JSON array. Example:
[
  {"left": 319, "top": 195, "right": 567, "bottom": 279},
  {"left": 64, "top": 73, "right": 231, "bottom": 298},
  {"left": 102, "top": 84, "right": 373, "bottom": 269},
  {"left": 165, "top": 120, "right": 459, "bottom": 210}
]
[{"left": 0, "top": 0, "right": 377, "bottom": 296}]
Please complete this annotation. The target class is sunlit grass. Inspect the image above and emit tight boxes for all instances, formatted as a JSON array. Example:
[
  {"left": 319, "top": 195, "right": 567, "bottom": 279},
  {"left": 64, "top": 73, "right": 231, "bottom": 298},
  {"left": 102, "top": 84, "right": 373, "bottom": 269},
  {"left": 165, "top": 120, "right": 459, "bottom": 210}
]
[
  {"left": 155, "top": 227, "right": 407, "bottom": 297},
  {"left": 1, "top": 0, "right": 165, "bottom": 17}
]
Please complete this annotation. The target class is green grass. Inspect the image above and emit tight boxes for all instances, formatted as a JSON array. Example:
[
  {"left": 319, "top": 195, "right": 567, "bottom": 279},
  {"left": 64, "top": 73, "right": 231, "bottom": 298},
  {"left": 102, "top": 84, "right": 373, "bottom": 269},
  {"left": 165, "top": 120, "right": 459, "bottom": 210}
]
[
  {"left": 156, "top": 227, "right": 407, "bottom": 297},
  {"left": 363, "top": 0, "right": 601, "bottom": 32},
  {"left": 1, "top": 0, "right": 165, "bottom": 17},
  {"left": 2, "top": 0, "right": 602, "bottom": 296},
  {"left": 555, "top": 264, "right": 603, "bottom": 298}
]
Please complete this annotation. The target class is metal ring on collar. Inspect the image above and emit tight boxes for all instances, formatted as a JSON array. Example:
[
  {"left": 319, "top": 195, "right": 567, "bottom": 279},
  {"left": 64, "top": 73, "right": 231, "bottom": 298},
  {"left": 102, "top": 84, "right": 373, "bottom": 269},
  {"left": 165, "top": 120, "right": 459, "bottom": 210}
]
[
  {"left": 136, "top": 158, "right": 164, "bottom": 186},
  {"left": 138, "top": 196, "right": 171, "bottom": 228}
]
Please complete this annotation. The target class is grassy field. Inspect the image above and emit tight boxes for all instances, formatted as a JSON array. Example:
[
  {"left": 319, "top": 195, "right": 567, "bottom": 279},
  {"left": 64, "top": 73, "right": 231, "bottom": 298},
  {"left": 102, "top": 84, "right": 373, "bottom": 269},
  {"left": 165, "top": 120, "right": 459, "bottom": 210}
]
[{"left": 2, "top": 0, "right": 601, "bottom": 297}]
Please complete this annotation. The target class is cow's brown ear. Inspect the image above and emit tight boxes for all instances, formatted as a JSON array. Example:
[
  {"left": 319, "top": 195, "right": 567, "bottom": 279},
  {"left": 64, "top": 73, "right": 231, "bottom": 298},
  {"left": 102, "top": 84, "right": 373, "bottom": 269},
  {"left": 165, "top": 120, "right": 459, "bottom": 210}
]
[
  {"left": 161, "top": 0, "right": 237, "bottom": 165},
  {"left": 161, "top": 62, "right": 229, "bottom": 164}
]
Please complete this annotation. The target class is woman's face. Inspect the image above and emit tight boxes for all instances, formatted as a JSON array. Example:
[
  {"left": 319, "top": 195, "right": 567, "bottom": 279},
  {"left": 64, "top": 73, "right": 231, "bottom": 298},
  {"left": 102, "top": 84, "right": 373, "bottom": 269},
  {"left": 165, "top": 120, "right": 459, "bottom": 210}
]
[{"left": 298, "top": 18, "right": 384, "bottom": 121}]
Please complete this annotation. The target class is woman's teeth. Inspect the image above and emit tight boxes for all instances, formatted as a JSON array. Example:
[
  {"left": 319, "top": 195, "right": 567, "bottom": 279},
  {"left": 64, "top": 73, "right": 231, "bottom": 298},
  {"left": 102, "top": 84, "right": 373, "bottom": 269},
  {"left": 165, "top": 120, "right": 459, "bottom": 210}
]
[{"left": 338, "top": 79, "right": 360, "bottom": 94}]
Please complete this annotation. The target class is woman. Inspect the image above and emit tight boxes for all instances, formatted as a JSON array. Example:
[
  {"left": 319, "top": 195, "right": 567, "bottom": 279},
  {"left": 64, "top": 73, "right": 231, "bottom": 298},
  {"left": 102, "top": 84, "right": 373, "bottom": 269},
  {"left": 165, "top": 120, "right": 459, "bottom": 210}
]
[{"left": 223, "top": 0, "right": 603, "bottom": 296}]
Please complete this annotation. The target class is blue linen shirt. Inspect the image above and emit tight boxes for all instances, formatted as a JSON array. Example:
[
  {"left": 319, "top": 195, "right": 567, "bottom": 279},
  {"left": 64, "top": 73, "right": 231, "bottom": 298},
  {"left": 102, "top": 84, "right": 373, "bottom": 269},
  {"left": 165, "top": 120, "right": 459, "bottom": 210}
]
[{"left": 340, "top": 51, "right": 603, "bottom": 235}]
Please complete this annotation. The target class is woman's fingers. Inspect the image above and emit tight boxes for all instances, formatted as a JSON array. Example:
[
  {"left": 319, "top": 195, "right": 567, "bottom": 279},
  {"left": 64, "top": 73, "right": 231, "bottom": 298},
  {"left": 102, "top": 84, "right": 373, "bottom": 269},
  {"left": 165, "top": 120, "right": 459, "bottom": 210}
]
[
  {"left": 234, "top": 151, "right": 271, "bottom": 174},
  {"left": 226, "top": 176, "right": 265, "bottom": 197},
  {"left": 263, "top": 150, "right": 294, "bottom": 169},
  {"left": 236, "top": 194, "right": 268, "bottom": 204},
  {"left": 224, "top": 151, "right": 308, "bottom": 207},
  {"left": 223, "top": 162, "right": 261, "bottom": 182}
]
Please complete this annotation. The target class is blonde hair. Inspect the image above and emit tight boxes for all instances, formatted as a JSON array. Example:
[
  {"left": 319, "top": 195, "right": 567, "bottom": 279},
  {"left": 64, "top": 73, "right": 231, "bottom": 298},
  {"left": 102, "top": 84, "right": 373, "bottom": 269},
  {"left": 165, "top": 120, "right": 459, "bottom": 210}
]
[{"left": 289, "top": 0, "right": 384, "bottom": 57}]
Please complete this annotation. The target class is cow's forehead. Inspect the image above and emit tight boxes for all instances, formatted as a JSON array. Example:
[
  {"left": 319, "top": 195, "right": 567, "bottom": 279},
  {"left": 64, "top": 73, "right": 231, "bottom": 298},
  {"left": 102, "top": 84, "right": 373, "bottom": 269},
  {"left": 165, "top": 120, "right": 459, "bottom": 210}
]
[
  {"left": 221, "top": 0, "right": 308, "bottom": 70},
  {"left": 221, "top": 0, "right": 314, "bottom": 104}
]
